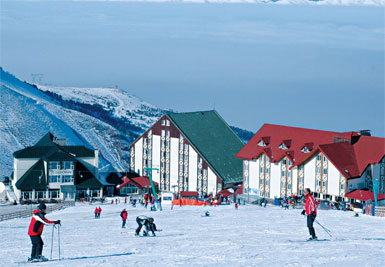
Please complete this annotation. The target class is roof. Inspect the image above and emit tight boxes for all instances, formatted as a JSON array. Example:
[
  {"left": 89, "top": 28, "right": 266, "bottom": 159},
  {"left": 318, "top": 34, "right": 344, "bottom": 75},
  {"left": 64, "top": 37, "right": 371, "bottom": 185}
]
[
  {"left": 118, "top": 176, "right": 159, "bottom": 190},
  {"left": 167, "top": 110, "right": 244, "bottom": 184},
  {"left": 15, "top": 159, "right": 47, "bottom": 190},
  {"left": 218, "top": 189, "right": 233, "bottom": 197},
  {"left": 345, "top": 190, "right": 385, "bottom": 202},
  {"left": 236, "top": 124, "right": 352, "bottom": 166},
  {"left": 180, "top": 191, "right": 198, "bottom": 197},
  {"left": 14, "top": 133, "right": 95, "bottom": 159},
  {"left": 75, "top": 161, "right": 106, "bottom": 189},
  {"left": 319, "top": 136, "right": 385, "bottom": 179},
  {"left": 236, "top": 124, "right": 385, "bottom": 179}
]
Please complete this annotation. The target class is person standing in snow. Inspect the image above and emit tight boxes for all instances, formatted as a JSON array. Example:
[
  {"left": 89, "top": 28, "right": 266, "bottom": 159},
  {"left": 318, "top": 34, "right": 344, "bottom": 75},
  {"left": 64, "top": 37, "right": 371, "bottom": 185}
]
[
  {"left": 120, "top": 208, "right": 128, "bottom": 228},
  {"left": 94, "top": 207, "right": 98, "bottom": 219},
  {"left": 28, "top": 203, "right": 60, "bottom": 262},
  {"left": 97, "top": 206, "right": 102, "bottom": 218},
  {"left": 135, "top": 216, "right": 157, "bottom": 236},
  {"left": 301, "top": 188, "right": 317, "bottom": 240}
]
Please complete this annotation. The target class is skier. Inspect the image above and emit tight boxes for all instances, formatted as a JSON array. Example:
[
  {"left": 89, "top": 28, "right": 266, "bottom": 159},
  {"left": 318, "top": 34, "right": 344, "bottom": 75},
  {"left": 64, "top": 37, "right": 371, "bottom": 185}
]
[
  {"left": 301, "top": 188, "right": 317, "bottom": 240},
  {"left": 94, "top": 207, "right": 98, "bottom": 219},
  {"left": 97, "top": 206, "right": 102, "bottom": 218},
  {"left": 28, "top": 203, "right": 60, "bottom": 262},
  {"left": 120, "top": 208, "right": 128, "bottom": 228},
  {"left": 135, "top": 215, "right": 157, "bottom": 236}
]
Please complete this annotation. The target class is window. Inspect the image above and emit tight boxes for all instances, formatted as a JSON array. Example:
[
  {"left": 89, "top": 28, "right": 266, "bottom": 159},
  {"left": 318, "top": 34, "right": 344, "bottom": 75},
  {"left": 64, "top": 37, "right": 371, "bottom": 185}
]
[
  {"left": 317, "top": 167, "right": 321, "bottom": 174},
  {"left": 317, "top": 155, "right": 322, "bottom": 161},
  {"left": 166, "top": 130, "right": 170, "bottom": 137},
  {"left": 266, "top": 180, "right": 269, "bottom": 186},
  {"left": 61, "top": 175, "right": 73, "bottom": 183},
  {"left": 288, "top": 160, "right": 292, "bottom": 166},
  {"left": 260, "top": 167, "right": 264, "bottom": 173},
  {"left": 166, "top": 120, "right": 170, "bottom": 126},
  {"left": 282, "top": 159, "right": 286, "bottom": 165},
  {"left": 49, "top": 161, "right": 60, "bottom": 170},
  {"left": 266, "top": 157, "right": 270, "bottom": 163},
  {"left": 63, "top": 161, "right": 74, "bottom": 169},
  {"left": 49, "top": 175, "right": 59, "bottom": 183},
  {"left": 323, "top": 169, "right": 327, "bottom": 175},
  {"left": 299, "top": 177, "right": 304, "bottom": 183},
  {"left": 322, "top": 181, "right": 327, "bottom": 187},
  {"left": 282, "top": 171, "right": 286, "bottom": 177},
  {"left": 258, "top": 140, "right": 266, "bottom": 147},
  {"left": 323, "top": 156, "right": 327, "bottom": 162},
  {"left": 288, "top": 171, "right": 292, "bottom": 178},
  {"left": 184, "top": 144, "right": 189, "bottom": 151},
  {"left": 36, "top": 191, "right": 46, "bottom": 199},
  {"left": 279, "top": 143, "right": 287, "bottom": 150},
  {"left": 184, "top": 155, "right": 188, "bottom": 161},
  {"left": 49, "top": 190, "right": 59, "bottom": 199},
  {"left": 265, "top": 192, "right": 270, "bottom": 198},
  {"left": 317, "top": 181, "right": 321, "bottom": 186},
  {"left": 161, "top": 130, "right": 165, "bottom": 136},
  {"left": 302, "top": 147, "right": 309, "bottom": 153},
  {"left": 22, "top": 191, "right": 32, "bottom": 199},
  {"left": 244, "top": 164, "right": 249, "bottom": 171},
  {"left": 161, "top": 120, "right": 165, "bottom": 126},
  {"left": 260, "top": 155, "right": 264, "bottom": 161},
  {"left": 260, "top": 179, "right": 264, "bottom": 185},
  {"left": 288, "top": 184, "right": 291, "bottom": 189},
  {"left": 166, "top": 141, "right": 170, "bottom": 147},
  {"left": 299, "top": 165, "right": 304, "bottom": 171},
  {"left": 266, "top": 168, "right": 270, "bottom": 174},
  {"left": 340, "top": 184, "right": 344, "bottom": 190},
  {"left": 179, "top": 154, "right": 183, "bottom": 160}
]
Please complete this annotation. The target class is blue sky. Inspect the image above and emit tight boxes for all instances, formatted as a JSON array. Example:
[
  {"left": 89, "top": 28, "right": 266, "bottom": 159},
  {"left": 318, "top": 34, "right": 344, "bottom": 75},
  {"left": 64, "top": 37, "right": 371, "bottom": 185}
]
[{"left": 1, "top": 2, "right": 384, "bottom": 136}]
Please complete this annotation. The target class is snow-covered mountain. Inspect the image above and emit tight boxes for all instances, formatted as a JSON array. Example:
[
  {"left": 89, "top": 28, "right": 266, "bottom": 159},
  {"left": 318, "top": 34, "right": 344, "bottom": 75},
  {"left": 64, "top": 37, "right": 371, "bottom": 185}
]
[
  {"left": 0, "top": 67, "right": 165, "bottom": 177},
  {"left": 0, "top": 67, "right": 253, "bottom": 178}
]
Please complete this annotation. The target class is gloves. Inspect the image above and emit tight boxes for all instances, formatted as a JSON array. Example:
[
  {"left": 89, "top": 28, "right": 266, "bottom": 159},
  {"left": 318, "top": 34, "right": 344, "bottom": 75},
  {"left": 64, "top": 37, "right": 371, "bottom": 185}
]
[
  {"left": 311, "top": 211, "right": 316, "bottom": 217},
  {"left": 301, "top": 210, "right": 305, "bottom": 215},
  {"left": 55, "top": 220, "right": 61, "bottom": 225}
]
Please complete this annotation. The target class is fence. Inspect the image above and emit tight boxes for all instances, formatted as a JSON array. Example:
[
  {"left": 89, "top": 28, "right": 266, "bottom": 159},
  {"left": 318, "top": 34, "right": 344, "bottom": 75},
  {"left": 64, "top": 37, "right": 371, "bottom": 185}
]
[
  {"left": 364, "top": 204, "right": 385, "bottom": 217},
  {"left": 0, "top": 201, "right": 75, "bottom": 222}
]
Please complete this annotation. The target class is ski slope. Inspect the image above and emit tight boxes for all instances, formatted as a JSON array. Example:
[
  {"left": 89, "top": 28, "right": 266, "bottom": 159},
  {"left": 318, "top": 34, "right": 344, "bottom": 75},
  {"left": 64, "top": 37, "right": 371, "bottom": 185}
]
[{"left": 0, "top": 202, "right": 384, "bottom": 266}]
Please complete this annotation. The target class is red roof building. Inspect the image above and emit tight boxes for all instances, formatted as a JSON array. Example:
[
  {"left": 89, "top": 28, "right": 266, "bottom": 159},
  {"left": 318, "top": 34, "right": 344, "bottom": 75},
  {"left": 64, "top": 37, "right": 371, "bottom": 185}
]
[{"left": 236, "top": 124, "right": 385, "bottom": 202}]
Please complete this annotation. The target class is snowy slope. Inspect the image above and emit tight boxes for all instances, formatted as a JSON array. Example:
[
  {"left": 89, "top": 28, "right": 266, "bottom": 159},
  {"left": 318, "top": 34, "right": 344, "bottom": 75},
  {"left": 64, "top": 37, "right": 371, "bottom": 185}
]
[
  {"left": 44, "top": 0, "right": 385, "bottom": 7},
  {"left": 0, "top": 68, "right": 163, "bottom": 176},
  {"left": 0, "top": 203, "right": 384, "bottom": 266},
  {"left": 38, "top": 85, "right": 163, "bottom": 130}
]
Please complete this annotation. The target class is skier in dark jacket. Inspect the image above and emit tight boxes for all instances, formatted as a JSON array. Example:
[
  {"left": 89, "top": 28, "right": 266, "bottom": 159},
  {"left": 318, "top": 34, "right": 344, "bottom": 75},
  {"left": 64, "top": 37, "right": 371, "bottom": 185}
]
[
  {"left": 135, "top": 215, "right": 157, "bottom": 236},
  {"left": 28, "top": 203, "right": 60, "bottom": 262},
  {"left": 120, "top": 209, "right": 128, "bottom": 228}
]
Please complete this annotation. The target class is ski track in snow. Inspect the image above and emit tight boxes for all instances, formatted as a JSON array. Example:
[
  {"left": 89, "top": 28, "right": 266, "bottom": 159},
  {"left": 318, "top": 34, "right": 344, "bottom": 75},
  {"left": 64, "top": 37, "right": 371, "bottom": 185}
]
[{"left": 0, "top": 203, "right": 384, "bottom": 266}]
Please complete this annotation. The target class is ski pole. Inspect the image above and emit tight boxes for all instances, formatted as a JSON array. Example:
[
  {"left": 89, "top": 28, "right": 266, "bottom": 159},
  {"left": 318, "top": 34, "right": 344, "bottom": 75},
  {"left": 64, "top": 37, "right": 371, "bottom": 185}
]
[
  {"left": 58, "top": 224, "right": 61, "bottom": 260},
  {"left": 50, "top": 225, "right": 55, "bottom": 260},
  {"left": 314, "top": 219, "right": 333, "bottom": 237}
]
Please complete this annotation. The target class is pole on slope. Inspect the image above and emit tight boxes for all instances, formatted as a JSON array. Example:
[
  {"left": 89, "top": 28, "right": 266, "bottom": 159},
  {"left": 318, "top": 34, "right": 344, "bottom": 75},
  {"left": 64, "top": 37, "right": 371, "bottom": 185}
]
[
  {"left": 50, "top": 225, "right": 55, "bottom": 260},
  {"left": 58, "top": 224, "right": 61, "bottom": 260},
  {"left": 314, "top": 219, "right": 333, "bottom": 237},
  {"left": 144, "top": 167, "right": 159, "bottom": 209}
]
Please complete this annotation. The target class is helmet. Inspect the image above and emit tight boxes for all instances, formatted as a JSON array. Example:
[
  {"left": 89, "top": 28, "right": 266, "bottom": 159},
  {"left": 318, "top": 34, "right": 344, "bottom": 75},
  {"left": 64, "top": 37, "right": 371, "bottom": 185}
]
[
  {"left": 38, "top": 203, "right": 46, "bottom": 211},
  {"left": 149, "top": 217, "right": 154, "bottom": 223},
  {"left": 205, "top": 211, "right": 210, "bottom": 216}
]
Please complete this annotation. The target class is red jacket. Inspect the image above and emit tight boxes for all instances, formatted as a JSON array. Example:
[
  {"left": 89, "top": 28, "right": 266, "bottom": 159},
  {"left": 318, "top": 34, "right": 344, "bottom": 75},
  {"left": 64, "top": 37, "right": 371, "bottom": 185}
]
[
  {"left": 98, "top": 207, "right": 102, "bottom": 214},
  {"left": 305, "top": 194, "right": 317, "bottom": 216},
  {"left": 28, "top": 210, "right": 55, "bottom": 236},
  {"left": 95, "top": 208, "right": 98, "bottom": 214},
  {"left": 121, "top": 210, "right": 127, "bottom": 220}
]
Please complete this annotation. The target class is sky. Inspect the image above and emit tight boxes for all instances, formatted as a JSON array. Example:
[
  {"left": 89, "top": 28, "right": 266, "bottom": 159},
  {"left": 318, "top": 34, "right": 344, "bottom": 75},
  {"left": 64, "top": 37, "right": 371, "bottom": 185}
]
[{"left": 1, "top": 1, "right": 384, "bottom": 136}]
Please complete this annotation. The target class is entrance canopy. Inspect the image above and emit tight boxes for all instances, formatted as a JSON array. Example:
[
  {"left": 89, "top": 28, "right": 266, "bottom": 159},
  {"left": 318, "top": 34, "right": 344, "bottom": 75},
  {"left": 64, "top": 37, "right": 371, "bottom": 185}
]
[{"left": 345, "top": 190, "right": 385, "bottom": 202}]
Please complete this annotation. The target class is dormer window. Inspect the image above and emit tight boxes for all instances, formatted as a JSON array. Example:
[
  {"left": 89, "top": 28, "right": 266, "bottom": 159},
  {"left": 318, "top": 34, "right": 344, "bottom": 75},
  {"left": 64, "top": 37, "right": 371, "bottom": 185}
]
[
  {"left": 258, "top": 140, "right": 266, "bottom": 147},
  {"left": 279, "top": 143, "right": 288, "bottom": 150},
  {"left": 301, "top": 147, "right": 310, "bottom": 153}
]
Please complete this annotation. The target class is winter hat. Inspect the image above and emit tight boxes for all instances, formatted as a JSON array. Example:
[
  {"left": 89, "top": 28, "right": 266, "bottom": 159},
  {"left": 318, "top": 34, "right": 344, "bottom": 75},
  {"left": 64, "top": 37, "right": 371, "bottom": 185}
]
[{"left": 38, "top": 203, "right": 47, "bottom": 211}]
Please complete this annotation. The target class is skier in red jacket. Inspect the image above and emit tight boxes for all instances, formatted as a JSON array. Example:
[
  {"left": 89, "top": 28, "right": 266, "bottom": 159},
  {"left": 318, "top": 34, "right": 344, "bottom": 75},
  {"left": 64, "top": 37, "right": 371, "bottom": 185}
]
[
  {"left": 28, "top": 203, "right": 60, "bottom": 262},
  {"left": 301, "top": 188, "right": 317, "bottom": 240},
  {"left": 94, "top": 207, "right": 98, "bottom": 219},
  {"left": 120, "top": 208, "right": 128, "bottom": 228}
]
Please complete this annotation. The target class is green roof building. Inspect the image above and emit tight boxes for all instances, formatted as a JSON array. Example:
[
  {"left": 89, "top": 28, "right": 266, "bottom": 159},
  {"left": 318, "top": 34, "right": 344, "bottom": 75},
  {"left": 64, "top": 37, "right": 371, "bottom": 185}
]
[
  {"left": 12, "top": 133, "right": 109, "bottom": 201},
  {"left": 129, "top": 110, "right": 244, "bottom": 197}
]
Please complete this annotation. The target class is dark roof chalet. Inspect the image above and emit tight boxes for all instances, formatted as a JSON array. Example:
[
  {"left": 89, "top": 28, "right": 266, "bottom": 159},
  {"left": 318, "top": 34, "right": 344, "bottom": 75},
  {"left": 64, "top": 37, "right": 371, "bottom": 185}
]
[{"left": 15, "top": 159, "right": 47, "bottom": 190}]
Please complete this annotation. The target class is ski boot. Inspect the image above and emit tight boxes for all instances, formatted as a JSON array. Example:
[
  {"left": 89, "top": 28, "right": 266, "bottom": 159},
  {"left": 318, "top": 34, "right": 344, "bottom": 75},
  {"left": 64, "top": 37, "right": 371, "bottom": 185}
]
[
  {"left": 307, "top": 236, "right": 318, "bottom": 241},
  {"left": 37, "top": 255, "right": 49, "bottom": 262}
]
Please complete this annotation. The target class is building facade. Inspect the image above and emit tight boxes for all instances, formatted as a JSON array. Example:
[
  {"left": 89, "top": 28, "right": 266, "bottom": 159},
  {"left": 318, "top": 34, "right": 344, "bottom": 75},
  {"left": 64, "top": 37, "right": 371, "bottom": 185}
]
[
  {"left": 129, "top": 111, "right": 244, "bottom": 197},
  {"left": 236, "top": 124, "right": 385, "bottom": 202},
  {"left": 13, "top": 133, "right": 107, "bottom": 200}
]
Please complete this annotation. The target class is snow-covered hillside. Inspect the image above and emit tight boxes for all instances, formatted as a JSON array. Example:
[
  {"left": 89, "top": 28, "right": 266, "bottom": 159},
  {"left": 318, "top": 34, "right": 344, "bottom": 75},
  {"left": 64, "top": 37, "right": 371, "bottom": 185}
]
[
  {"left": 0, "top": 68, "right": 165, "bottom": 176},
  {"left": 0, "top": 203, "right": 384, "bottom": 266}
]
